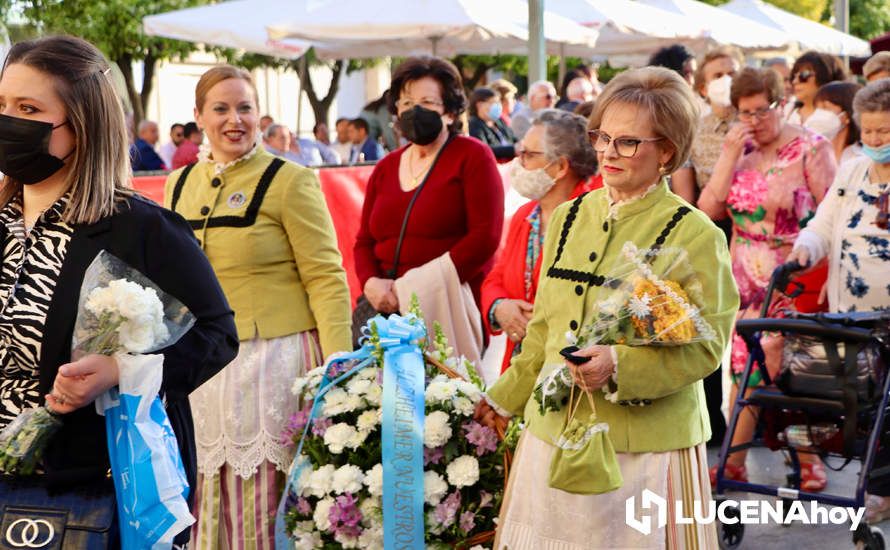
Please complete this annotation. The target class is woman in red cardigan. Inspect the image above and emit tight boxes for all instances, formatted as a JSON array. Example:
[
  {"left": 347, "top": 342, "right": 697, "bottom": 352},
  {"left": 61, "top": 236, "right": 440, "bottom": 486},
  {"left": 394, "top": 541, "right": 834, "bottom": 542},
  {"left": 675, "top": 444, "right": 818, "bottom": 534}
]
[
  {"left": 482, "top": 109, "right": 601, "bottom": 373},
  {"left": 354, "top": 56, "right": 504, "bottom": 346}
]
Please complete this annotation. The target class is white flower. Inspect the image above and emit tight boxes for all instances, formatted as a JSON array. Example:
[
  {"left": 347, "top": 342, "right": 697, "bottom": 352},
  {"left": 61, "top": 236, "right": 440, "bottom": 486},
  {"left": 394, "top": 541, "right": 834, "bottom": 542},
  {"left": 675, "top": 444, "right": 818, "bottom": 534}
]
[
  {"left": 291, "top": 376, "right": 310, "bottom": 397},
  {"left": 452, "top": 396, "right": 474, "bottom": 416},
  {"left": 305, "top": 464, "right": 335, "bottom": 498},
  {"left": 565, "top": 330, "right": 578, "bottom": 345},
  {"left": 357, "top": 409, "right": 381, "bottom": 432},
  {"left": 321, "top": 388, "right": 351, "bottom": 416},
  {"left": 446, "top": 455, "right": 480, "bottom": 487},
  {"left": 347, "top": 377, "right": 372, "bottom": 395},
  {"left": 117, "top": 322, "right": 158, "bottom": 353},
  {"left": 358, "top": 525, "right": 384, "bottom": 550},
  {"left": 425, "top": 377, "right": 457, "bottom": 404},
  {"left": 331, "top": 464, "right": 365, "bottom": 494},
  {"left": 313, "top": 497, "right": 334, "bottom": 531},
  {"left": 324, "top": 423, "right": 358, "bottom": 454},
  {"left": 365, "top": 384, "right": 383, "bottom": 406},
  {"left": 424, "top": 411, "right": 453, "bottom": 448},
  {"left": 364, "top": 464, "right": 384, "bottom": 496},
  {"left": 86, "top": 279, "right": 169, "bottom": 353},
  {"left": 628, "top": 293, "right": 652, "bottom": 319},
  {"left": 347, "top": 428, "right": 368, "bottom": 450},
  {"left": 334, "top": 532, "right": 361, "bottom": 548},
  {"left": 455, "top": 380, "right": 482, "bottom": 401},
  {"left": 359, "top": 497, "right": 382, "bottom": 526},
  {"left": 424, "top": 471, "right": 449, "bottom": 505},
  {"left": 469, "top": 546, "right": 487, "bottom": 550},
  {"left": 292, "top": 524, "right": 322, "bottom": 550}
]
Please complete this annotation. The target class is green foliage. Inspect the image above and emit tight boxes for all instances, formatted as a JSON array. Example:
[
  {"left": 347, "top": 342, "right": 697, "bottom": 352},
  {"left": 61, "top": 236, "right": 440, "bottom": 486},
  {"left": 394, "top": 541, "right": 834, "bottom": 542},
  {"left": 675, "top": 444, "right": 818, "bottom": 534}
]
[{"left": 847, "top": 0, "right": 890, "bottom": 40}]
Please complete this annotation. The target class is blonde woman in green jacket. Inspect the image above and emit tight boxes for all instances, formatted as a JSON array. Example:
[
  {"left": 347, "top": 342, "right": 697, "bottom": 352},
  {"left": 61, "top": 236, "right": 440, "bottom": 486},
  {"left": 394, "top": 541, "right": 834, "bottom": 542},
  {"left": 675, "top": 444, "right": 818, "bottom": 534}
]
[
  {"left": 164, "top": 66, "right": 351, "bottom": 548},
  {"left": 476, "top": 67, "right": 740, "bottom": 549}
]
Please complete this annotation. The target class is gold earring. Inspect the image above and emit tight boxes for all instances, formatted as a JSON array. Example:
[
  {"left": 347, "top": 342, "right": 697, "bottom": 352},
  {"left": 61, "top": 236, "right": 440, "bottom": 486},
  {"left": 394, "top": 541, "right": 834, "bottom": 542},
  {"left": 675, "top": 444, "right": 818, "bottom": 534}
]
[{"left": 658, "top": 164, "right": 667, "bottom": 175}]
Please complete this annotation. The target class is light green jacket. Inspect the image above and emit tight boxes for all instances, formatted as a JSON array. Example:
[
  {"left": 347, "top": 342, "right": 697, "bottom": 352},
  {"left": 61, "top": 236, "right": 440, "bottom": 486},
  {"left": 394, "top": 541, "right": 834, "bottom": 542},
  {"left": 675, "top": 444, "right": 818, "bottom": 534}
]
[{"left": 487, "top": 182, "right": 740, "bottom": 453}]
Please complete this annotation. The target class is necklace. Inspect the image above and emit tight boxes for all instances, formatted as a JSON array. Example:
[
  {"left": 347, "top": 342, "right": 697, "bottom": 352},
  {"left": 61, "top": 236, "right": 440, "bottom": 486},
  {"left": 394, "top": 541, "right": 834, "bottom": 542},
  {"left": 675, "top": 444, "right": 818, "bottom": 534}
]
[{"left": 407, "top": 145, "right": 436, "bottom": 186}]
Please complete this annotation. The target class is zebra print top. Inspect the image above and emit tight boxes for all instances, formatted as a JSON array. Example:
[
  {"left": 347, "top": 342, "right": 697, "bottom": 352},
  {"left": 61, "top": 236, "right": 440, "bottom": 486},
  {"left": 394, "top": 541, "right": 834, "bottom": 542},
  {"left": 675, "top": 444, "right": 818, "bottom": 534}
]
[{"left": 0, "top": 194, "right": 73, "bottom": 428}]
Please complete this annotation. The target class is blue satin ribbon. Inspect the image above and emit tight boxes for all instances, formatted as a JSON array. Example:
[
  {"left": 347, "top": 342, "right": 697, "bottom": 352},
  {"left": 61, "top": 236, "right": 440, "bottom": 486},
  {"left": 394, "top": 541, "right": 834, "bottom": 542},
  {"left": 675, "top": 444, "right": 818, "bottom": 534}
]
[{"left": 273, "top": 314, "right": 426, "bottom": 550}]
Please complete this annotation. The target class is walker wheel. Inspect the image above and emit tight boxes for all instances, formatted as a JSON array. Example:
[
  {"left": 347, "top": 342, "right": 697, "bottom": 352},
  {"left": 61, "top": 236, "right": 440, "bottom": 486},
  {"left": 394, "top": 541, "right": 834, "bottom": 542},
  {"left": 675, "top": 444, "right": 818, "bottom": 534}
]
[
  {"left": 854, "top": 525, "right": 885, "bottom": 550},
  {"left": 718, "top": 504, "right": 744, "bottom": 550}
]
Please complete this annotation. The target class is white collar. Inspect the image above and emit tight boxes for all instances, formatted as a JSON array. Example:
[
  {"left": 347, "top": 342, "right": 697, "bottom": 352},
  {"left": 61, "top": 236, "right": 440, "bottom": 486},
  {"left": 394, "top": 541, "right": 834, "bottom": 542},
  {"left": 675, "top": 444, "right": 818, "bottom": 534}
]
[
  {"left": 605, "top": 180, "right": 661, "bottom": 219},
  {"left": 199, "top": 140, "right": 261, "bottom": 175}
]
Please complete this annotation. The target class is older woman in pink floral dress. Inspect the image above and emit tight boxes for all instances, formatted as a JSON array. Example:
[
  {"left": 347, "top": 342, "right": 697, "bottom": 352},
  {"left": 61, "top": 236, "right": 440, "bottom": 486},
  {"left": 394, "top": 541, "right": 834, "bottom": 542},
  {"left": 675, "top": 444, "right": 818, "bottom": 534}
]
[{"left": 700, "top": 67, "right": 836, "bottom": 491}]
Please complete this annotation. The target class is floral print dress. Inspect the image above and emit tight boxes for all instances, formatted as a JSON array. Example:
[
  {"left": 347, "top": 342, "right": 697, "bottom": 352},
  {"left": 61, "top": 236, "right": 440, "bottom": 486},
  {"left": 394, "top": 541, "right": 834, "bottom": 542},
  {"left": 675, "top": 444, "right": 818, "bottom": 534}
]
[{"left": 726, "top": 130, "right": 835, "bottom": 383}]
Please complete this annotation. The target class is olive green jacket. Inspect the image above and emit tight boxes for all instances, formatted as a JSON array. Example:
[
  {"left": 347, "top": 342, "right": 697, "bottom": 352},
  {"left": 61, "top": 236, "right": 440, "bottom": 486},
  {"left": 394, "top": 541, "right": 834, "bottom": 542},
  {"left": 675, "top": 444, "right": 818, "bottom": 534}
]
[
  {"left": 487, "top": 182, "right": 739, "bottom": 453},
  {"left": 164, "top": 148, "right": 352, "bottom": 357}
]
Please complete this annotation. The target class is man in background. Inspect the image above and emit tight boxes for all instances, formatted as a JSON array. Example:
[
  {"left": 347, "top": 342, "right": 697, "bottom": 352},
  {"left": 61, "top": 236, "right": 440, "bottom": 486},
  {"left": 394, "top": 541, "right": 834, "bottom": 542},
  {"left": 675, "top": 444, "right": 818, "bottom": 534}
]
[
  {"left": 511, "top": 80, "right": 557, "bottom": 139},
  {"left": 172, "top": 122, "right": 203, "bottom": 169},
  {"left": 347, "top": 118, "right": 383, "bottom": 163},
  {"left": 331, "top": 117, "right": 352, "bottom": 163},
  {"left": 130, "top": 119, "right": 164, "bottom": 172},
  {"left": 158, "top": 122, "right": 184, "bottom": 170}
]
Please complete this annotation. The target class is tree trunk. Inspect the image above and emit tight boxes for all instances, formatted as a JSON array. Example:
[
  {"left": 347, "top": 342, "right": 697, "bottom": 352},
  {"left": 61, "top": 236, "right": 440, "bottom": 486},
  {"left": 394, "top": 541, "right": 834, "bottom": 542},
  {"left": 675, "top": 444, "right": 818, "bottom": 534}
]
[
  {"left": 116, "top": 53, "right": 144, "bottom": 132},
  {"left": 140, "top": 52, "right": 157, "bottom": 121},
  {"left": 304, "top": 59, "right": 345, "bottom": 129}
]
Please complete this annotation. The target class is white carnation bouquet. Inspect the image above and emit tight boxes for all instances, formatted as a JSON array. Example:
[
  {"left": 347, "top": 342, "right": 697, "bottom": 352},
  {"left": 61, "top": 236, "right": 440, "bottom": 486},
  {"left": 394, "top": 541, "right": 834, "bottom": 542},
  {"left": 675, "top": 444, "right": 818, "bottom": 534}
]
[
  {"left": 0, "top": 251, "right": 197, "bottom": 548},
  {"left": 279, "top": 303, "right": 518, "bottom": 550}
]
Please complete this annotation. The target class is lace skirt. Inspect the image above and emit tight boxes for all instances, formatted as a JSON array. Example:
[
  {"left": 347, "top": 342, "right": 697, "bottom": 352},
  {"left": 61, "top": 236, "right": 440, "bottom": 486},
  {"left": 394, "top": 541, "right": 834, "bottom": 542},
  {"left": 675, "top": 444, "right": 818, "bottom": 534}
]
[
  {"left": 190, "top": 331, "right": 322, "bottom": 479},
  {"left": 496, "top": 431, "right": 717, "bottom": 550}
]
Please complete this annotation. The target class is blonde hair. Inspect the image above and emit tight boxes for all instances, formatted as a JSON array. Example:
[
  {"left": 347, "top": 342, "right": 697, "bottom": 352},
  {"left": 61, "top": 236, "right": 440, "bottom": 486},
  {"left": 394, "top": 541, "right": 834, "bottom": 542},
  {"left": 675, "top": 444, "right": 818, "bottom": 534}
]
[
  {"left": 0, "top": 35, "right": 132, "bottom": 224},
  {"left": 195, "top": 65, "right": 258, "bottom": 112},
  {"left": 588, "top": 67, "right": 699, "bottom": 173},
  {"left": 490, "top": 78, "right": 518, "bottom": 101},
  {"left": 693, "top": 45, "right": 743, "bottom": 94},
  {"left": 864, "top": 52, "right": 890, "bottom": 81}
]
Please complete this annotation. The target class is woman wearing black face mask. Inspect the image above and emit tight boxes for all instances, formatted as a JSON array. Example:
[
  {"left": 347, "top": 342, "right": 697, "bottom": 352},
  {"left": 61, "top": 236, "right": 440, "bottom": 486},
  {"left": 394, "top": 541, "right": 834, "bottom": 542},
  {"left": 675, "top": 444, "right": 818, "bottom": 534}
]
[
  {"left": 353, "top": 56, "right": 504, "bottom": 363},
  {"left": 0, "top": 35, "right": 237, "bottom": 546}
]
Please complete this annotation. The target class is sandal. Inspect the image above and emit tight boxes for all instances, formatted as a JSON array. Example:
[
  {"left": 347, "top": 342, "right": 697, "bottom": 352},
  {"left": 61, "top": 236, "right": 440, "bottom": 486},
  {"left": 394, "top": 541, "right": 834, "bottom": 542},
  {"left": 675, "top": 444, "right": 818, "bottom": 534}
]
[
  {"left": 709, "top": 463, "right": 748, "bottom": 488},
  {"left": 800, "top": 461, "right": 827, "bottom": 492}
]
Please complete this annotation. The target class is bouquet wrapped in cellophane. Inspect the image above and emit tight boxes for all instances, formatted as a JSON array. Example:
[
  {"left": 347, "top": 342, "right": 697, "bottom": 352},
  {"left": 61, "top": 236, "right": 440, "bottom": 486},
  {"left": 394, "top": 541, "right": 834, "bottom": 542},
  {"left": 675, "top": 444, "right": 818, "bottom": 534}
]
[
  {"left": 0, "top": 250, "right": 197, "bottom": 548},
  {"left": 534, "top": 242, "right": 717, "bottom": 414}
]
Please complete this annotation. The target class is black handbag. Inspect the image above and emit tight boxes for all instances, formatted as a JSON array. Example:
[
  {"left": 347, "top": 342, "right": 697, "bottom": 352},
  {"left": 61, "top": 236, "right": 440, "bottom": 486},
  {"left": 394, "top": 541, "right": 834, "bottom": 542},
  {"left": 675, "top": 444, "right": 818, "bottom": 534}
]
[
  {"left": 351, "top": 136, "right": 453, "bottom": 348},
  {"left": 0, "top": 475, "right": 117, "bottom": 549}
]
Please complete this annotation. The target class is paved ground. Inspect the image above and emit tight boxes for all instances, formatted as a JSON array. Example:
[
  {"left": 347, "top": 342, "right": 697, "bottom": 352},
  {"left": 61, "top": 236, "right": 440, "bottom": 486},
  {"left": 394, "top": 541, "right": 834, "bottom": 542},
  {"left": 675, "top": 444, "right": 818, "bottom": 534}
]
[{"left": 707, "top": 446, "right": 889, "bottom": 549}]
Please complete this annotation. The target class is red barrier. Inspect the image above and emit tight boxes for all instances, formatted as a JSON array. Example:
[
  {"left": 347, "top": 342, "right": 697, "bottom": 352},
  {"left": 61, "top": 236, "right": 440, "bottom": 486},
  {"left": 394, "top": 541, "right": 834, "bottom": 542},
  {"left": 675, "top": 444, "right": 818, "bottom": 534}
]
[{"left": 132, "top": 175, "right": 166, "bottom": 204}]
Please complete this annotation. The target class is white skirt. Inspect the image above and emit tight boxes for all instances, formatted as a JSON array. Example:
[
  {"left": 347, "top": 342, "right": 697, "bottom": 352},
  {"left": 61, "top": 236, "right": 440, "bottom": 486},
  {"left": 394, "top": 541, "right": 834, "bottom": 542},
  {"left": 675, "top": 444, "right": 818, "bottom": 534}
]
[
  {"left": 495, "top": 431, "right": 717, "bottom": 550},
  {"left": 189, "top": 331, "right": 322, "bottom": 479}
]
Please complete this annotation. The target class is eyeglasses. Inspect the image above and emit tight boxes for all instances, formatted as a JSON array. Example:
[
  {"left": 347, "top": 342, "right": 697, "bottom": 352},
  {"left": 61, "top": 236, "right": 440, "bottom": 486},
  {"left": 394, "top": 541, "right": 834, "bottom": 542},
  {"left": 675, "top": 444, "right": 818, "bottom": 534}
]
[
  {"left": 792, "top": 70, "right": 814, "bottom": 83},
  {"left": 875, "top": 191, "right": 889, "bottom": 230},
  {"left": 516, "top": 146, "right": 548, "bottom": 164},
  {"left": 395, "top": 98, "right": 444, "bottom": 111},
  {"left": 737, "top": 101, "right": 779, "bottom": 121},
  {"left": 588, "top": 130, "right": 663, "bottom": 158}
]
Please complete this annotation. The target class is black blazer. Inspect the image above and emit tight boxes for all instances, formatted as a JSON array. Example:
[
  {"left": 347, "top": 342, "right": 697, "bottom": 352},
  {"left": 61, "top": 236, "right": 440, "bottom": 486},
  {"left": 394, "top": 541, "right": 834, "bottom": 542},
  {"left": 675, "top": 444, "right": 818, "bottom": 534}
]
[
  {"left": 1, "top": 194, "right": 238, "bottom": 498},
  {"left": 468, "top": 116, "right": 516, "bottom": 160}
]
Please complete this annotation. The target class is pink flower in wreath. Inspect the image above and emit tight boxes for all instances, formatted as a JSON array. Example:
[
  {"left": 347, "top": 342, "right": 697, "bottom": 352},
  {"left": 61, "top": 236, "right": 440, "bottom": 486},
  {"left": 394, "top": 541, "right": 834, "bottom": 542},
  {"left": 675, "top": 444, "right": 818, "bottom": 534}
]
[{"left": 727, "top": 170, "right": 768, "bottom": 214}]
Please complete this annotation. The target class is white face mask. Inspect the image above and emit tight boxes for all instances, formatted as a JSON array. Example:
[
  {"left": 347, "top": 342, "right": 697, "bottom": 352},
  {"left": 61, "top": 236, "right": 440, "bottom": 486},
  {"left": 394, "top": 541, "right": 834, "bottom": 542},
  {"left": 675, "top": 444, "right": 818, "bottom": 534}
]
[
  {"left": 804, "top": 108, "right": 843, "bottom": 140},
  {"left": 509, "top": 157, "right": 556, "bottom": 200},
  {"left": 706, "top": 75, "right": 732, "bottom": 108}
]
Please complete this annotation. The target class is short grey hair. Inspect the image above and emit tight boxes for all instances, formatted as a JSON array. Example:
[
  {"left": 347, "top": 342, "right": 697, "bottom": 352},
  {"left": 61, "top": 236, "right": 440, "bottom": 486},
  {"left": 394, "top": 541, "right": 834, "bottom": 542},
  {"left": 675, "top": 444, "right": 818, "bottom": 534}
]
[
  {"left": 853, "top": 79, "right": 890, "bottom": 125},
  {"left": 264, "top": 123, "right": 287, "bottom": 140},
  {"left": 531, "top": 108, "right": 597, "bottom": 180},
  {"left": 137, "top": 119, "right": 157, "bottom": 133},
  {"left": 528, "top": 79, "right": 556, "bottom": 98}
]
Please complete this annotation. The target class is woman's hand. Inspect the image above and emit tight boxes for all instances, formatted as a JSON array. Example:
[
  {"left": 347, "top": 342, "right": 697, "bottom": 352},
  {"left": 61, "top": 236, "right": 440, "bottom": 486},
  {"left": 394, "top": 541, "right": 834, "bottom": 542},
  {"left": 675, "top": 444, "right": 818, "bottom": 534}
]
[
  {"left": 494, "top": 299, "right": 534, "bottom": 342},
  {"left": 364, "top": 277, "right": 399, "bottom": 313},
  {"left": 46, "top": 354, "right": 120, "bottom": 414},
  {"left": 568, "top": 345, "right": 615, "bottom": 392},
  {"left": 723, "top": 122, "right": 754, "bottom": 158},
  {"left": 786, "top": 246, "right": 811, "bottom": 270},
  {"left": 474, "top": 399, "right": 509, "bottom": 436}
]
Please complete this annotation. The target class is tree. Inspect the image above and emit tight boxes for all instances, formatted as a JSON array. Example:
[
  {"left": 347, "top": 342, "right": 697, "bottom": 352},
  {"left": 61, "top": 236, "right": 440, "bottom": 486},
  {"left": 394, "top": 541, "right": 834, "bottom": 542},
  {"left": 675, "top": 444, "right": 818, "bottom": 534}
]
[
  {"left": 847, "top": 0, "right": 890, "bottom": 40},
  {"left": 19, "top": 0, "right": 208, "bottom": 127}
]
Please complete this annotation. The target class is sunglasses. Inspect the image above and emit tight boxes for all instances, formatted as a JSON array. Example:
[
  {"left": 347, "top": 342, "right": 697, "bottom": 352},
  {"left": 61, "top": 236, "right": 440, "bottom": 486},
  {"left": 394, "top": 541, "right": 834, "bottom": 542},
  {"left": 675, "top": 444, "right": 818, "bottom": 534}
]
[
  {"left": 875, "top": 191, "right": 889, "bottom": 230},
  {"left": 792, "top": 70, "right": 815, "bottom": 83}
]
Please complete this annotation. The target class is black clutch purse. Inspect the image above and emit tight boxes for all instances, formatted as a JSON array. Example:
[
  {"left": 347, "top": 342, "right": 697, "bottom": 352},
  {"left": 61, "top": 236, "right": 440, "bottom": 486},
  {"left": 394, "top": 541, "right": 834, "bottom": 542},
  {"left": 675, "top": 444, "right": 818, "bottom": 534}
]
[{"left": 0, "top": 475, "right": 117, "bottom": 549}]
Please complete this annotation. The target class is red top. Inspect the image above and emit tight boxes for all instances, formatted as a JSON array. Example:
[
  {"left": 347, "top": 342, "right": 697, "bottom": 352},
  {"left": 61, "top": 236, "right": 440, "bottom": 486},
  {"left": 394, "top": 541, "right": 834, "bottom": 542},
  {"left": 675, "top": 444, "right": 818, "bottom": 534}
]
[
  {"left": 172, "top": 141, "right": 200, "bottom": 169},
  {"left": 354, "top": 136, "right": 504, "bottom": 306},
  {"left": 481, "top": 175, "right": 602, "bottom": 373}
]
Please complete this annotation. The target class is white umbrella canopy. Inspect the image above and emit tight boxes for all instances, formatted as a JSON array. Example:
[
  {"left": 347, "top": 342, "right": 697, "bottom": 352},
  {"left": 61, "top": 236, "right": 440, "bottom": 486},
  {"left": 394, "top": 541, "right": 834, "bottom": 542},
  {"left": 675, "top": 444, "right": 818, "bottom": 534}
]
[
  {"left": 546, "top": 0, "right": 712, "bottom": 61},
  {"left": 266, "top": 0, "right": 600, "bottom": 59},
  {"left": 720, "top": 0, "right": 871, "bottom": 57},
  {"left": 143, "top": 0, "right": 313, "bottom": 58},
  {"left": 637, "top": 0, "right": 792, "bottom": 51}
]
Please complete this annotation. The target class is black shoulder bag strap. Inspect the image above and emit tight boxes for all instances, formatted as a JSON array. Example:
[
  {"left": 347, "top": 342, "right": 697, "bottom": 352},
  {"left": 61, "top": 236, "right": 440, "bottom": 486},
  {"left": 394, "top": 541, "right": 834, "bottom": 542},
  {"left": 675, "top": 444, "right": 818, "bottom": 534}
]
[{"left": 386, "top": 134, "right": 454, "bottom": 278}]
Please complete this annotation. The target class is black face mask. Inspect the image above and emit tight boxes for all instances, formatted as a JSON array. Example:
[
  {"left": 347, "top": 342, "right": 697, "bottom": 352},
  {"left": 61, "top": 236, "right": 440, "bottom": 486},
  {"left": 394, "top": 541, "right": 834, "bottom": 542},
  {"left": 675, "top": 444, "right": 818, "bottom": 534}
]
[
  {"left": 398, "top": 105, "right": 444, "bottom": 145},
  {"left": 0, "top": 113, "right": 70, "bottom": 185}
]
